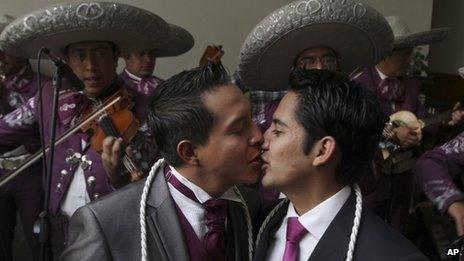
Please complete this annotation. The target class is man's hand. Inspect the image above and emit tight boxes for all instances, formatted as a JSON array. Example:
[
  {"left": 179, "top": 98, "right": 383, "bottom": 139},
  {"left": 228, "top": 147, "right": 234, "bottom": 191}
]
[
  {"left": 101, "top": 136, "right": 133, "bottom": 188},
  {"left": 394, "top": 125, "right": 420, "bottom": 148},
  {"left": 447, "top": 201, "right": 464, "bottom": 236},
  {"left": 447, "top": 102, "right": 464, "bottom": 126}
]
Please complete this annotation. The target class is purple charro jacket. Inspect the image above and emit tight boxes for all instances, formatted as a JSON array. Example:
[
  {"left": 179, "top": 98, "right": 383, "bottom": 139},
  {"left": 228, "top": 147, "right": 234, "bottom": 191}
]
[
  {"left": 1, "top": 64, "right": 49, "bottom": 115},
  {"left": 415, "top": 131, "right": 464, "bottom": 214}
]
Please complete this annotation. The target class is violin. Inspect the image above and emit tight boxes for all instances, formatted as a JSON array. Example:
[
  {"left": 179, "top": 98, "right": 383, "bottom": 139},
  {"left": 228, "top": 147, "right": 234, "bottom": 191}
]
[{"left": 81, "top": 85, "right": 143, "bottom": 183}]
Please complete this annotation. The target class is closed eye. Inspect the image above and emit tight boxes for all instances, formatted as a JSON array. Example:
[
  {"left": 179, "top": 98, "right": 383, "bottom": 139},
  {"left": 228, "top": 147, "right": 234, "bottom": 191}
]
[{"left": 272, "top": 129, "right": 282, "bottom": 136}]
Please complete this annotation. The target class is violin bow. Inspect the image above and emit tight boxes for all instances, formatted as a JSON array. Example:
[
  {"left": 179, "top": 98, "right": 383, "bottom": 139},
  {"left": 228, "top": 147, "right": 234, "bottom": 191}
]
[{"left": 0, "top": 96, "right": 121, "bottom": 188}]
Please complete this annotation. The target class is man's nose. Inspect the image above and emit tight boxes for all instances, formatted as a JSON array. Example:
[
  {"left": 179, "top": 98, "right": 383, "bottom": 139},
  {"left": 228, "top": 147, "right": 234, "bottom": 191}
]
[
  {"left": 313, "top": 60, "right": 324, "bottom": 70},
  {"left": 84, "top": 55, "right": 99, "bottom": 70},
  {"left": 250, "top": 122, "right": 264, "bottom": 146}
]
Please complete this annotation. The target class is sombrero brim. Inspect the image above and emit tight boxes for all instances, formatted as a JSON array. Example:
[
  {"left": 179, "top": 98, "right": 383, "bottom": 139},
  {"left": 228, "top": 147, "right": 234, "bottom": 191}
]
[
  {"left": 0, "top": 24, "right": 7, "bottom": 33},
  {"left": 237, "top": 0, "right": 393, "bottom": 91},
  {"left": 0, "top": 1, "right": 171, "bottom": 58},
  {"left": 156, "top": 24, "right": 194, "bottom": 58},
  {"left": 394, "top": 28, "right": 449, "bottom": 49}
]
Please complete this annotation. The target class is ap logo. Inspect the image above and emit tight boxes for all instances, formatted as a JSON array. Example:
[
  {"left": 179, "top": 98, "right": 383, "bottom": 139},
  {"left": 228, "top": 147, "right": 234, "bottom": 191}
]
[{"left": 447, "top": 248, "right": 460, "bottom": 256}]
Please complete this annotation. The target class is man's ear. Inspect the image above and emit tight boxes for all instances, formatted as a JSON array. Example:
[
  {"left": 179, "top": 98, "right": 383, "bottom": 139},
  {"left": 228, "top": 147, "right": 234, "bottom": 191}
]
[
  {"left": 176, "top": 140, "right": 199, "bottom": 166},
  {"left": 312, "top": 136, "right": 337, "bottom": 166}
]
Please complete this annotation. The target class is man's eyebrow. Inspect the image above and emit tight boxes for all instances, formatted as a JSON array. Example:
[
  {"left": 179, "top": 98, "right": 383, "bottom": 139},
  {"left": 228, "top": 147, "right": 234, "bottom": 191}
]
[
  {"left": 272, "top": 118, "right": 289, "bottom": 128},
  {"left": 226, "top": 116, "right": 247, "bottom": 128}
]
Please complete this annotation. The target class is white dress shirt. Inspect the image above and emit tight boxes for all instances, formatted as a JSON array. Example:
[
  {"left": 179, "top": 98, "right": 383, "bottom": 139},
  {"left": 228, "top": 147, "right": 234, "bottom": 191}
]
[
  {"left": 60, "top": 140, "right": 91, "bottom": 218},
  {"left": 167, "top": 166, "right": 240, "bottom": 240},
  {"left": 375, "top": 66, "right": 388, "bottom": 80},
  {"left": 124, "top": 69, "right": 143, "bottom": 82},
  {"left": 266, "top": 186, "right": 351, "bottom": 261}
]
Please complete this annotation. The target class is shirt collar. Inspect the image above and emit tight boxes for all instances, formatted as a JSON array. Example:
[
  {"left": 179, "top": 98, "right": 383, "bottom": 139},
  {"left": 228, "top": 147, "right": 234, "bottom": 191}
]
[
  {"left": 124, "top": 69, "right": 142, "bottom": 82},
  {"left": 375, "top": 66, "right": 388, "bottom": 80},
  {"left": 169, "top": 166, "right": 240, "bottom": 203},
  {"left": 286, "top": 186, "right": 351, "bottom": 240}
]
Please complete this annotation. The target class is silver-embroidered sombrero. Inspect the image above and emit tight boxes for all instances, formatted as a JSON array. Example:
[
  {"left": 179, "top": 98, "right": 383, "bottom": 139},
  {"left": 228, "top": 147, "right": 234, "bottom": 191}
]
[
  {"left": 0, "top": 14, "right": 15, "bottom": 33},
  {"left": 0, "top": 1, "right": 192, "bottom": 58},
  {"left": 156, "top": 24, "right": 194, "bottom": 57},
  {"left": 387, "top": 16, "right": 449, "bottom": 49},
  {"left": 237, "top": 0, "right": 394, "bottom": 91}
]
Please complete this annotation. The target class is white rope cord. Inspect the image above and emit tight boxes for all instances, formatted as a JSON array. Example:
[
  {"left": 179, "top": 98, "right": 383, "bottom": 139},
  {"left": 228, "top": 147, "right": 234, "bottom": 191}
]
[
  {"left": 345, "top": 184, "right": 363, "bottom": 261},
  {"left": 232, "top": 186, "right": 254, "bottom": 261},
  {"left": 140, "top": 158, "right": 165, "bottom": 261},
  {"left": 254, "top": 198, "right": 289, "bottom": 249}
]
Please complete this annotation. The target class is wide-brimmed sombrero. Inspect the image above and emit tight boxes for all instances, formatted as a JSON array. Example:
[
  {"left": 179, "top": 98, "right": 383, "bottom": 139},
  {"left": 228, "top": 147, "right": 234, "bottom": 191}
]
[
  {"left": 387, "top": 16, "right": 449, "bottom": 49},
  {"left": 237, "top": 0, "right": 394, "bottom": 91},
  {"left": 0, "top": 1, "right": 193, "bottom": 58},
  {"left": 156, "top": 24, "right": 194, "bottom": 57},
  {"left": 0, "top": 14, "right": 15, "bottom": 33}
]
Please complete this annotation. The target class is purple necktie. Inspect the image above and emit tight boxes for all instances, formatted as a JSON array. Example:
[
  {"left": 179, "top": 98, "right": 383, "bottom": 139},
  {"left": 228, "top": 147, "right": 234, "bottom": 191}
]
[
  {"left": 283, "top": 217, "right": 308, "bottom": 261},
  {"left": 203, "top": 198, "right": 228, "bottom": 258},
  {"left": 164, "top": 168, "right": 228, "bottom": 258}
]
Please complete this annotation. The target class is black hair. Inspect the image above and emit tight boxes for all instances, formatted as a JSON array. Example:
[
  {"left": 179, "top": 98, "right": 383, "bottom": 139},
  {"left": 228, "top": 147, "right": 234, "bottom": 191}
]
[
  {"left": 147, "top": 63, "right": 230, "bottom": 167},
  {"left": 288, "top": 68, "right": 386, "bottom": 185}
]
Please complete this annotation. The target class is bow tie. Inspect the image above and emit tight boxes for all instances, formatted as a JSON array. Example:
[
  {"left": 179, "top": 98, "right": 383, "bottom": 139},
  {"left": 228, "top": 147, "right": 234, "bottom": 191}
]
[{"left": 377, "top": 77, "right": 406, "bottom": 102}]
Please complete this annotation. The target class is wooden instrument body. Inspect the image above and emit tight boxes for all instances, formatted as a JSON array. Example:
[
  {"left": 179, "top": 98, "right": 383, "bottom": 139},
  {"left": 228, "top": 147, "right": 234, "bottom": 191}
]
[{"left": 389, "top": 110, "right": 425, "bottom": 140}]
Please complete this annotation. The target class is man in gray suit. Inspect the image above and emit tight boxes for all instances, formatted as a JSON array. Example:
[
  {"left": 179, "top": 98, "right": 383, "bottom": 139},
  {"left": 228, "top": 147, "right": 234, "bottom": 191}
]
[
  {"left": 61, "top": 62, "right": 263, "bottom": 261},
  {"left": 254, "top": 69, "right": 428, "bottom": 261}
]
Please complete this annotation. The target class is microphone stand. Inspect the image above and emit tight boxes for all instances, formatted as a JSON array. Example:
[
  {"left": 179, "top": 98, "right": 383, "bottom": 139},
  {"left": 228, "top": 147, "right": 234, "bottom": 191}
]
[{"left": 38, "top": 66, "right": 63, "bottom": 261}]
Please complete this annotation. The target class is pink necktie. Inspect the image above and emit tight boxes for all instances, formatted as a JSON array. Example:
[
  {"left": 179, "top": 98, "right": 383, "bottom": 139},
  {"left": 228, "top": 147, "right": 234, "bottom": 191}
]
[{"left": 283, "top": 217, "right": 308, "bottom": 261}]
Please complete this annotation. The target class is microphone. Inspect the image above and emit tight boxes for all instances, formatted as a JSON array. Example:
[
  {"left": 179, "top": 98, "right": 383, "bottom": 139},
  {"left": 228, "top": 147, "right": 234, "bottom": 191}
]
[{"left": 42, "top": 48, "right": 84, "bottom": 91}]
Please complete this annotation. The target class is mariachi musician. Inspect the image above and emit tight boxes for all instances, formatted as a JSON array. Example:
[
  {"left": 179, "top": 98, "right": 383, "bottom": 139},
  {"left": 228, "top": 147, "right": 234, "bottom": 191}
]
[
  {"left": 353, "top": 16, "right": 464, "bottom": 232},
  {"left": 0, "top": 1, "right": 193, "bottom": 257},
  {"left": 0, "top": 13, "right": 50, "bottom": 261}
]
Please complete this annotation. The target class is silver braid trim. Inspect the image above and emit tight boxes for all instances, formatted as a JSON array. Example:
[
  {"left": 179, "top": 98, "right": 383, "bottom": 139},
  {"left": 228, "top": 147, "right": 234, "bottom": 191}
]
[
  {"left": 345, "top": 184, "right": 362, "bottom": 261},
  {"left": 233, "top": 186, "right": 254, "bottom": 261},
  {"left": 255, "top": 198, "right": 289, "bottom": 249},
  {"left": 139, "top": 158, "right": 165, "bottom": 261}
]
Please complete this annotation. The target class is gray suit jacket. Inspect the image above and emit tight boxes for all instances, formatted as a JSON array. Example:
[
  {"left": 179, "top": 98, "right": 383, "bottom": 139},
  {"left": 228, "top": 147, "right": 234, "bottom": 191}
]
[
  {"left": 60, "top": 163, "right": 262, "bottom": 261},
  {"left": 254, "top": 192, "right": 429, "bottom": 261}
]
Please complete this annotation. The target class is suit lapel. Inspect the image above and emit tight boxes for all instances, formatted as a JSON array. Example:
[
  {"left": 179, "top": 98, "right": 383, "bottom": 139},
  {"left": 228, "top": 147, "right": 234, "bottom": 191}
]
[
  {"left": 308, "top": 192, "right": 356, "bottom": 261},
  {"left": 254, "top": 199, "right": 289, "bottom": 261},
  {"left": 227, "top": 201, "right": 247, "bottom": 261},
  {"left": 146, "top": 163, "right": 189, "bottom": 261}
]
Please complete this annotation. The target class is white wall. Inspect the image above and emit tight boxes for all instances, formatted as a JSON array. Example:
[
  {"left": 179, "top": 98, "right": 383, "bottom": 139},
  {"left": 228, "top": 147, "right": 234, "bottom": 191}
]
[
  {"left": 429, "top": 0, "right": 464, "bottom": 74},
  {"left": 0, "top": 0, "right": 433, "bottom": 78}
]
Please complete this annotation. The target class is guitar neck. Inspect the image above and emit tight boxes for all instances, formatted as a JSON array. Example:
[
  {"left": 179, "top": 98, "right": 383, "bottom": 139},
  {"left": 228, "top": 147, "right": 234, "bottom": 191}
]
[{"left": 421, "top": 110, "right": 451, "bottom": 128}]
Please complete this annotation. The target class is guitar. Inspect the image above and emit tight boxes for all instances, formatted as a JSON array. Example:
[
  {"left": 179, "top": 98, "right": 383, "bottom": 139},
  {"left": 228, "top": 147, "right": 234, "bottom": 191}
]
[
  {"left": 199, "top": 45, "right": 224, "bottom": 66},
  {"left": 381, "top": 106, "right": 462, "bottom": 160}
]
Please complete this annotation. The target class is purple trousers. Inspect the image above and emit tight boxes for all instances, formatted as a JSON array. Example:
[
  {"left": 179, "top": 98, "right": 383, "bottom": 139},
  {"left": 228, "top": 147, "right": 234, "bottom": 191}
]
[{"left": 0, "top": 163, "right": 43, "bottom": 261}]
